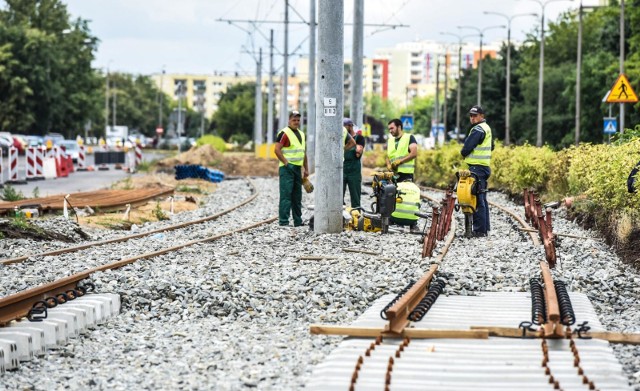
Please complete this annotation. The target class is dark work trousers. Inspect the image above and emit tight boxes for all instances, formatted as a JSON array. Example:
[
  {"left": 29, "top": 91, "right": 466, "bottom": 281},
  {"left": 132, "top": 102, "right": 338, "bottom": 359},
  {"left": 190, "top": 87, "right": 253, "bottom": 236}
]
[
  {"left": 279, "top": 164, "right": 303, "bottom": 226},
  {"left": 468, "top": 164, "right": 491, "bottom": 233},
  {"left": 343, "top": 158, "right": 362, "bottom": 208}
]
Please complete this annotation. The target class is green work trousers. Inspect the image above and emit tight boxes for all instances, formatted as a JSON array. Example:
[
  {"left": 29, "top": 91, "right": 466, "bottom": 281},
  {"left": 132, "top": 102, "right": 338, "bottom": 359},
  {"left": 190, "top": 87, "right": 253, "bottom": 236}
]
[
  {"left": 279, "top": 164, "right": 303, "bottom": 226},
  {"left": 343, "top": 159, "right": 362, "bottom": 208}
]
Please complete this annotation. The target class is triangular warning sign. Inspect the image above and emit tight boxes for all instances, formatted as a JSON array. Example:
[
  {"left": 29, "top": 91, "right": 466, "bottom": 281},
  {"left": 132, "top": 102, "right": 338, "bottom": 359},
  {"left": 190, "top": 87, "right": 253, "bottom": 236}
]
[{"left": 606, "top": 74, "right": 639, "bottom": 103}]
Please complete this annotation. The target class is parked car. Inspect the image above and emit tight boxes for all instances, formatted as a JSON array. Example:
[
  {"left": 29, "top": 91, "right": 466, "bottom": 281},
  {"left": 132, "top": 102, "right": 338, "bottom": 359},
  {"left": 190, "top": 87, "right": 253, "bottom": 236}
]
[
  {"left": 0, "top": 132, "right": 11, "bottom": 154},
  {"left": 59, "top": 140, "right": 80, "bottom": 163},
  {"left": 23, "top": 135, "right": 44, "bottom": 147},
  {"left": 44, "top": 133, "right": 65, "bottom": 147}
]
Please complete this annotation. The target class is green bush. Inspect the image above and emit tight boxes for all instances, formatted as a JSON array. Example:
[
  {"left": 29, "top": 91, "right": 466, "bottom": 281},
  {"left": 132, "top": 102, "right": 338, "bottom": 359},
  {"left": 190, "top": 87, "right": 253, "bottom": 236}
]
[
  {"left": 196, "top": 135, "right": 226, "bottom": 153},
  {"left": 415, "top": 142, "right": 464, "bottom": 188},
  {"left": 490, "top": 142, "right": 556, "bottom": 195},
  {"left": 1, "top": 185, "right": 25, "bottom": 201}
]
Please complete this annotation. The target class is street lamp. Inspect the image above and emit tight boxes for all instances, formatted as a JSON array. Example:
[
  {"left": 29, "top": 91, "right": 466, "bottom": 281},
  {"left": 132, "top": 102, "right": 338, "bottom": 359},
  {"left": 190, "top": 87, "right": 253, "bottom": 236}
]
[
  {"left": 440, "top": 32, "right": 479, "bottom": 141},
  {"left": 458, "top": 24, "right": 505, "bottom": 106},
  {"left": 484, "top": 11, "right": 538, "bottom": 145},
  {"left": 528, "top": 0, "right": 573, "bottom": 147}
]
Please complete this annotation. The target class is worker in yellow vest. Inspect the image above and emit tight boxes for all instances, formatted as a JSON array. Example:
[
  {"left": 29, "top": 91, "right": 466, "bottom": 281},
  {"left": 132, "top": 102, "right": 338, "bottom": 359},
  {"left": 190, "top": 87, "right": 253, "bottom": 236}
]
[
  {"left": 460, "top": 105, "right": 494, "bottom": 238},
  {"left": 385, "top": 118, "right": 418, "bottom": 183},
  {"left": 274, "top": 110, "right": 309, "bottom": 227}
]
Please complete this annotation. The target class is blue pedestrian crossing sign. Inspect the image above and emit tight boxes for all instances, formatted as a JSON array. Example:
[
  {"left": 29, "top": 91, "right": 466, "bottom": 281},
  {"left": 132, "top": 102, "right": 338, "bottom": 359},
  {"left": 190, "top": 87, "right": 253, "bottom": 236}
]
[
  {"left": 603, "top": 117, "right": 617, "bottom": 134},
  {"left": 400, "top": 115, "right": 414, "bottom": 131}
]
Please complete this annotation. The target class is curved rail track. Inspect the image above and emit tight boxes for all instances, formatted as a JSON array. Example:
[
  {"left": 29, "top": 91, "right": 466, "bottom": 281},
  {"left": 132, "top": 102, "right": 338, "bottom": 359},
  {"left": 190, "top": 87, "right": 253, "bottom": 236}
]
[{"left": 0, "top": 177, "right": 277, "bottom": 325}]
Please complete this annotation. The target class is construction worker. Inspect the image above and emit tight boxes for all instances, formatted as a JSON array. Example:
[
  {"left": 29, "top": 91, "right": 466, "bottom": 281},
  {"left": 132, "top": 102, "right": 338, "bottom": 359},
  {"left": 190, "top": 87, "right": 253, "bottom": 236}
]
[
  {"left": 274, "top": 111, "right": 309, "bottom": 227},
  {"left": 460, "top": 105, "right": 494, "bottom": 237},
  {"left": 386, "top": 118, "right": 418, "bottom": 183},
  {"left": 343, "top": 118, "right": 365, "bottom": 208}
]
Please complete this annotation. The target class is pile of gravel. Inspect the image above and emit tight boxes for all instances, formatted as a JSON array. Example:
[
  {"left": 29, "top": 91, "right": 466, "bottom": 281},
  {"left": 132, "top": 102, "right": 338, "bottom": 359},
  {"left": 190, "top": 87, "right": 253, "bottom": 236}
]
[{"left": 0, "top": 182, "right": 638, "bottom": 390}]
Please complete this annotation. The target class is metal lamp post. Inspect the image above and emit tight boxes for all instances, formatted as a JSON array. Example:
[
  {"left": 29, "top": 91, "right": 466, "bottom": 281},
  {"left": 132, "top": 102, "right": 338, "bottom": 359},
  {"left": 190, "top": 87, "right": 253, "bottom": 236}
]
[
  {"left": 440, "top": 32, "right": 479, "bottom": 141},
  {"left": 457, "top": 24, "right": 505, "bottom": 106},
  {"left": 483, "top": 11, "right": 538, "bottom": 145},
  {"left": 528, "top": 0, "right": 573, "bottom": 147}
]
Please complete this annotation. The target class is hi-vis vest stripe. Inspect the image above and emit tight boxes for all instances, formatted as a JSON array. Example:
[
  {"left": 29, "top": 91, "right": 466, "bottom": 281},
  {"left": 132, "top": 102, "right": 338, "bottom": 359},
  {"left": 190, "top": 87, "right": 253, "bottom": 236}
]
[
  {"left": 387, "top": 133, "right": 415, "bottom": 174},
  {"left": 278, "top": 127, "right": 306, "bottom": 167},
  {"left": 392, "top": 182, "right": 420, "bottom": 221},
  {"left": 464, "top": 122, "right": 492, "bottom": 167}
]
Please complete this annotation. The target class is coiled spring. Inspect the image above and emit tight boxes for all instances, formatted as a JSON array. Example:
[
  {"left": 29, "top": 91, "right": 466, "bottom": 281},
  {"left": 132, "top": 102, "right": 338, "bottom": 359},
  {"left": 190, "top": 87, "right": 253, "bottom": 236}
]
[
  {"left": 408, "top": 278, "right": 446, "bottom": 321},
  {"left": 380, "top": 280, "right": 415, "bottom": 320},
  {"left": 554, "top": 280, "right": 576, "bottom": 325},
  {"left": 530, "top": 278, "right": 547, "bottom": 325}
]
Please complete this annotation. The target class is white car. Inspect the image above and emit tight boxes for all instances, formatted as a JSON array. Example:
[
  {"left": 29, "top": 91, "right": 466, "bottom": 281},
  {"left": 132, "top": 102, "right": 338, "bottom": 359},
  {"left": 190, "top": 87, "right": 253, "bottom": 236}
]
[{"left": 59, "top": 140, "right": 80, "bottom": 163}]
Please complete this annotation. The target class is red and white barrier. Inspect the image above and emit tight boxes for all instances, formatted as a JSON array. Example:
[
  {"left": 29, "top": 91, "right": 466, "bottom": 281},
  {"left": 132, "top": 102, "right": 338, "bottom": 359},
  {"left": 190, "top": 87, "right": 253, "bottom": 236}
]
[
  {"left": 77, "top": 144, "right": 88, "bottom": 171},
  {"left": 7, "top": 146, "right": 26, "bottom": 184},
  {"left": 26, "top": 146, "right": 37, "bottom": 180},
  {"left": 36, "top": 147, "right": 45, "bottom": 179},
  {"left": 135, "top": 143, "right": 142, "bottom": 167}
]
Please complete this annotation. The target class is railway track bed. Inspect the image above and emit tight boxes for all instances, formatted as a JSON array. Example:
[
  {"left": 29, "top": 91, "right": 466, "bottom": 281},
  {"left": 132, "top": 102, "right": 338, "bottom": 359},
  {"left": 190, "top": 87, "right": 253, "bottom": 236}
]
[{"left": 0, "top": 182, "right": 638, "bottom": 389}]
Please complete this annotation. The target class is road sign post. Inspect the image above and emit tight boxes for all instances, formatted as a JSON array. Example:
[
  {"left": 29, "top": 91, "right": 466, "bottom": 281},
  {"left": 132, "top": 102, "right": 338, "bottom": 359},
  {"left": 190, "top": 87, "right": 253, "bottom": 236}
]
[{"left": 603, "top": 117, "right": 617, "bottom": 135}]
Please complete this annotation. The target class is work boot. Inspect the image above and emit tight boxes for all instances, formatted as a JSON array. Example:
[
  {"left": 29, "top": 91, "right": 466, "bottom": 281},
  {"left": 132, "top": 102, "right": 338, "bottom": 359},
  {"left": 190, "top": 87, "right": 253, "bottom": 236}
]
[
  {"left": 410, "top": 223, "right": 420, "bottom": 233},
  {"left": 472, "top": 231, "right": 487, "bottom": 238}
]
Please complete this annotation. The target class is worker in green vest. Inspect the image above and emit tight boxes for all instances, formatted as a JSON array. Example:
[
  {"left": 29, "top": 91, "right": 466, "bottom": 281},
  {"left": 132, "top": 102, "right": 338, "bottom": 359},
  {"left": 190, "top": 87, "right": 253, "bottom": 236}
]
[
  {"left": 386, "top": 118, "right": 418, "bottom": 183},
  {"left": 274, "top": 111, "right": 309, "bottom": 227},
  {"left": 460, "top": 105, "right": 494, "bottom": 237}
]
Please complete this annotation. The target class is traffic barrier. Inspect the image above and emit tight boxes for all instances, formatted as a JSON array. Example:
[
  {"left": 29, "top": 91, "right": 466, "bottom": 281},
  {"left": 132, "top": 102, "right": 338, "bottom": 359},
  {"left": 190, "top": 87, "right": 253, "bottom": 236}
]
[
  {"left": 26, "top": 147, "right": 37, "bottom": 181},
  {"left": 43, "top": 158, "right": 57, "bottom": 179},
  {"left": 7, "top": 146, "right": 26, "bottom": 184},
  {"left": 174, "top": 165, "right": 225, "bottom": 183},
  {"left": 135, "top": 143, "right": 142, "bottom": 167},
  {"left": 66, "top": 155, "right": 74, "bottom": 174},
  {"left": 35, "top": 147, "right": 45, "bottom": 179},
  {"left": 77, "top": 144, "right": 88, "bottom": 171},
  {"left": 98, "top": 144, "right": 109, "bottom": 170},
  {"left": 55, "top": 146, "right": 68, "bottom": 178}
]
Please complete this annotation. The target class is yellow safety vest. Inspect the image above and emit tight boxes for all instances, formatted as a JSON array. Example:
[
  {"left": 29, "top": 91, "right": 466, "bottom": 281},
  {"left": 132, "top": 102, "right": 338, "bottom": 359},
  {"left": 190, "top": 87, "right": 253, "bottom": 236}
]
[
  {"left": 392, "top": 182, "right": 420, "bottom": 221},
  {"left": 278, "top": 127, "right": 306, "bottom": 167},
  {"left": 464, "top": 122, "right": 492, "bottom": 167},
  {"left": 387, "top": 133, "right": 415, "bottom": 174}
]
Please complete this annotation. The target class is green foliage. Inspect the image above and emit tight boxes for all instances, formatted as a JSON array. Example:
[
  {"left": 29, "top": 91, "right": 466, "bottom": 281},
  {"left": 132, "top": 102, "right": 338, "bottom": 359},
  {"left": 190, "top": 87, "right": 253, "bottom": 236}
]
[
  {"left": 153, "top": 202, "right": 169, "bottom": 221},
  {"left": 211, "top": 82, "right": 259, "bottom": 141},
  {"left": 229, "top": 132, "right": 250, "bottom": 146},
  {"left": 415, "top": 142, "right": 464, "bottom": 188},
  {"left": 196, "top": 134, "right": 226, "bottom": 153},
  {"left": 136, "top": 160, "right": 154, "bottom": 172},
  {"left": 10, "top": 213, "right": 29, "bottom": 230},
  {"left": 1, "top": 185, "right": 25, "bottom": 201},
  {"left": 176, "top": 185, "right": 203, "bottom": 194},
  {"left": 490, "top": 142, "right": 556, "bottom": 194},
  {"left": 32, "top": 186, "right": 40, "bottom": 199}
]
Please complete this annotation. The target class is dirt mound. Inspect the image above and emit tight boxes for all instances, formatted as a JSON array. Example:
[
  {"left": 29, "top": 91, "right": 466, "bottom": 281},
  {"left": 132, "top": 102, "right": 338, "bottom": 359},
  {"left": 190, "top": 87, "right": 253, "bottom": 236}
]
[
  {"left": 156, "top": 146, "right": 278, "bottom": 177},
  {"left": 157, "top": 144, "right": 224, "bottom": 168}
]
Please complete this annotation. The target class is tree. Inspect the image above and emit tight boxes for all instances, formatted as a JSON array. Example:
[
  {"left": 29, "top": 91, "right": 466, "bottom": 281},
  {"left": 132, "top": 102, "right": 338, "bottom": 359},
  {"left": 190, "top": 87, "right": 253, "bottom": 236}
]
[{"left": 211, "top": 82, "right": 257, "bottom": 141}]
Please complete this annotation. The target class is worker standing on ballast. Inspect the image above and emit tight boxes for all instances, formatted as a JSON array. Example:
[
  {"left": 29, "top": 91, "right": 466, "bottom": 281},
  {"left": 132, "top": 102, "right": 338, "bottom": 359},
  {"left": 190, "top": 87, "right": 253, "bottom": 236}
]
[
  {"left": 343, "top": 118, "right": 365, "bottom": 208},
  {"left": 460, "top": 105, "right": 494, "bottom": 238},
  {"left": 274, "top": 110, "right": 309, "bottom": 227}
]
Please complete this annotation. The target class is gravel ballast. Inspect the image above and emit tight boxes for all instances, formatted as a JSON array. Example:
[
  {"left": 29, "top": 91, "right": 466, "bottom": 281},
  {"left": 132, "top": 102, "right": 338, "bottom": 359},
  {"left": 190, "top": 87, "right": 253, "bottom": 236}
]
[{"left": 0, "top": 178, "right": 638, "bottom": 390}]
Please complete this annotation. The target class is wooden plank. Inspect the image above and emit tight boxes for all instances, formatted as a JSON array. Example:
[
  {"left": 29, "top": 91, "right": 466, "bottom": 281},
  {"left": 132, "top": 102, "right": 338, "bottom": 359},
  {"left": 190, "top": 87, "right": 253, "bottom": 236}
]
[
  {"left": 472, "top": 326, "right": 640, "bottom": 345},
  {"left": 385, "top": 264, "right": 438, "bottom": 334},
  {"left": 539, "top": 262, "right": 560, "bottom": 322},
  {"left": 310, "top": 324, "right": 490, "bottom": 339}
]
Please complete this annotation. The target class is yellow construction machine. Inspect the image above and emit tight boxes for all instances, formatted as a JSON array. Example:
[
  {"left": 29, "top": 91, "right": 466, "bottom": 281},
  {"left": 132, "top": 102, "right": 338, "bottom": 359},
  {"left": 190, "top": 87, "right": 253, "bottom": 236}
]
[
  {"left": 344, "top": 172, "right": 398, "bottom": 233},
  {"left": 455, "top": 170, "right": 479, "bottom": 238}
]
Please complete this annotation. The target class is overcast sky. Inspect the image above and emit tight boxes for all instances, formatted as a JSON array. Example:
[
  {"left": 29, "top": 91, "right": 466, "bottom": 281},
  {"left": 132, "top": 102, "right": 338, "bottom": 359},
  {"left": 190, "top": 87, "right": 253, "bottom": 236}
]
[{"left": 58, "top": 0, "right": 601, "bottom": 75}]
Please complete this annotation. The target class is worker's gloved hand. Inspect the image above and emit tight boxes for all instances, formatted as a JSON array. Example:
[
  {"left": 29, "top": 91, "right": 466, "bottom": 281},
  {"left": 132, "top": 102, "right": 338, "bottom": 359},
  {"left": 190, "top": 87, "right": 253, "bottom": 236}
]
[{"left": 391, "top": 161, "right": 400, "bottom": 170}]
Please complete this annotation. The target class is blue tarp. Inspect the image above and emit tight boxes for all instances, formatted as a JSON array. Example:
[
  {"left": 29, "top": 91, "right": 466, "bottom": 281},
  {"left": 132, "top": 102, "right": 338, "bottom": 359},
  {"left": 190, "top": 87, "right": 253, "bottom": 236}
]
[{"left": 174, "top": 165, "right": 225, "bottom": 183}]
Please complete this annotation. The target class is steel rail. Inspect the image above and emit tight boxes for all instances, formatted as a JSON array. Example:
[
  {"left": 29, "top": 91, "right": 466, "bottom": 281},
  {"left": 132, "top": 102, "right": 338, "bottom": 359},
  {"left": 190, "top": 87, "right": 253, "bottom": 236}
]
[
  {"left": 1, "top": 177, "right": 259, "bottom": 265},
  {"left": 0, "top": 215, "right": 277, "bottom": 325}
]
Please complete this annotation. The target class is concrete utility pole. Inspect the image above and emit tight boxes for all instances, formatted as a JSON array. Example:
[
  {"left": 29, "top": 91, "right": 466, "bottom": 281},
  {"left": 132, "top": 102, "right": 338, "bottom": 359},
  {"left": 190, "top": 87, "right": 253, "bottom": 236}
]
[
  {"left": 351, "top": 0, "right": 364, "bottom": 129},
  {"left": 279, "top": 0, "right": 290, "bottom": 130},
  {"left": 255, "top": 48, "right": 263, "bottom": 147},
  {"left": 575, "top": 3, "right": 584, "bottom": 145},
  {"left": 434, "top": 56, "right": 440, "bottom": 127},
  {"left": 159, "top": 68, "right": 165, "bottom": 132},
  {"left": 314, "top": 0, "right": 344, "bottom": 234},
  {"left": 620, "top": 0, "right": 625, "bottom": 134},
  {"left": 177, "top": 82, "right": 183, "bottom": 153},
  {"left": 268, "top": 29, "right": 275, "bottom": 144},
  {"left": 308, "top": 0, "right": 317, "bottom": 173},
  {"left": 112, "top": 80, "right": 117, "bottom": 130},
  {"left": 105, "top": 69, "right": 109, "bottom": 135},
  {"left": 443, "top": 49, "right": 449, "bottom": 134},
  {"left": 484, "top": 11, "right": 537, "bottom": 145}
]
